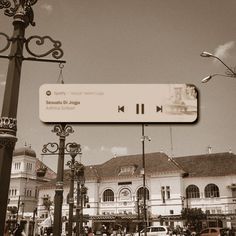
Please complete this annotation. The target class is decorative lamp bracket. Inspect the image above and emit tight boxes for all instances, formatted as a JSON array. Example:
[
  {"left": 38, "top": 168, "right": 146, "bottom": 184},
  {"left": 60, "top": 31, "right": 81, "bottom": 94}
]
[{"left": 0, "top": 0, "right": 37, "bottom": 26}]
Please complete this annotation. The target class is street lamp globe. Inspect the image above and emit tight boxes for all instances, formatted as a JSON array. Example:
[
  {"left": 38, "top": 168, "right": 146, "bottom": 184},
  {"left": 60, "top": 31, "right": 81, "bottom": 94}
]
[
  {"left": 69, "top": 143, "right": 81, "bottom": 158},
  {"left": 201, "top": 75, "right": 212, "bottom": 83},
  {"left": 200, "top": 51, "right": 214, "bottom": 57}
]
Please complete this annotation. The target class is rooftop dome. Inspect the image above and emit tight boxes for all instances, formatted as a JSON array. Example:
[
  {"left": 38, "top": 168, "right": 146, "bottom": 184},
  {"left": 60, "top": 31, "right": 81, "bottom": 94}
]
[{"left": 13, "top": 146, "right": 36, "bottom": 158}]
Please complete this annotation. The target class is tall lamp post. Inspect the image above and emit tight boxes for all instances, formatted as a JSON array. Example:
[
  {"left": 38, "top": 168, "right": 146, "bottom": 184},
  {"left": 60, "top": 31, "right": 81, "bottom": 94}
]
[
  {"left": 0, "top": 1, "right": 65, "bottom": 234},
  {"left": 200, "top": 51, "right": 236, "bottom": 83},
  {"left": 66, "top": 143, "right": 82, "bottom": 236},
  {"left": 42, "top": 124, "right": 74, "bottom": 236},
  {"left": 141, "top": 124, "right": 151, "bottom": 236},
  {"left": 76, "top": 164, "right": 86, "bottom": 236}
]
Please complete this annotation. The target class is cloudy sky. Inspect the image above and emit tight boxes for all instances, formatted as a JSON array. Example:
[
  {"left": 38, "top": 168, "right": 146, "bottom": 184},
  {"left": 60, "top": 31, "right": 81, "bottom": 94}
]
[{"left": 0, "top": 0, "right": 236, "bottom": 171}]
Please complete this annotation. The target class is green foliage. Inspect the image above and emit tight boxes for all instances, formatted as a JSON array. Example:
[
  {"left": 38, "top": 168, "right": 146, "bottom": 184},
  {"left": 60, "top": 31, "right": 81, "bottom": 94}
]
[{"left": 181, "top": 208, "right": 206, "bottom": 231}]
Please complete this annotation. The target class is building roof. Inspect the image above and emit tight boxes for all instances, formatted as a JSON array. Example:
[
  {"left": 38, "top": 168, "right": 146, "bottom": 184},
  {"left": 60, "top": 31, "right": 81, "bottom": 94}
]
[
  {"left": 174, "top": 152, "right": 236, "bottom": 177},
  {"left": 96, "top": 152, "right": 184, "bottom": 178},
  {"left": 13, "top": 146, "right": 36, "bottom": 158},
  {"left": 60, "top": 152, "right": 184, "bottom": 182},
  {"left": 41, "top": 152, "right": 184, "bottom": 188},
  {"left": 40, "top": 151, "right": 236, "bottom": 188}
]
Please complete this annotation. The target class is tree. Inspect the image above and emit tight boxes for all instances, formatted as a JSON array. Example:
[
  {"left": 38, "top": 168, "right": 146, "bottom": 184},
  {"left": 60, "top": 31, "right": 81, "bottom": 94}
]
[{"left": 181, "top": 208, "right": 206, "bottom": 232}]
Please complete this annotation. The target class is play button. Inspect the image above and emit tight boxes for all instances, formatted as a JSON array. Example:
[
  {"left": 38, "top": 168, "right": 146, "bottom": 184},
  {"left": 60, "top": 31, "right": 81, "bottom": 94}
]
[{"left": 156, "top": 106, "right": 163, "bottom": 113}]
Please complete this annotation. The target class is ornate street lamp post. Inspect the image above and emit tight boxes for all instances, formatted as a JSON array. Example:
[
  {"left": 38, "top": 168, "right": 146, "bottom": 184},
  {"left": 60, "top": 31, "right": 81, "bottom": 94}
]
[
  {"left": 200, "top": 51, "right": 236, "bottom": 83},
  {"left": 42, "top": 124, "right": 74, "bottom": 236},
  {"left": 80, "top": 184, "right": 88, "bottom": 236},
  {"left": 0, "top": 1, "right": 65, "bottom": 234},
  {"left": 75, "top": 164, "right": 86, "bottom": 236},
  {"left": 66, "top": 143, "right": 82, "bottom": 236}
]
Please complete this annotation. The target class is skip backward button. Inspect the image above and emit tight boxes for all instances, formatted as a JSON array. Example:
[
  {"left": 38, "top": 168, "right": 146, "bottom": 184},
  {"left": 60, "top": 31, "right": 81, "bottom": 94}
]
[{"left": 118, "top": 106, "right": 125, "bottom": 112}]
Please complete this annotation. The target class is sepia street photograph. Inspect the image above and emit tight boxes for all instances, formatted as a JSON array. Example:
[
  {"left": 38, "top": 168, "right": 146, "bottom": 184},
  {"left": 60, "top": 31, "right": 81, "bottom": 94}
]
[{"left": 0, "top": 1, "right": 236, "bottom": 235}]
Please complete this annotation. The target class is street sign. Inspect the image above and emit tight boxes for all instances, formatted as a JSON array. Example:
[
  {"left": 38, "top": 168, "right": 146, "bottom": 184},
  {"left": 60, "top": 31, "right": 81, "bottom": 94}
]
[{"left": 39, "top": 84, "right": 198, "bottom": 123}]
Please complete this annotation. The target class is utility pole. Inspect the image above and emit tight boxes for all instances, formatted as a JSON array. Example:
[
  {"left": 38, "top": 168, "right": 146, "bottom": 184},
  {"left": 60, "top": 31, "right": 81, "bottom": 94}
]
[
  {"left": 76, "top": 164, "right": 85, "bottom": 236},
  {"left": 141, "top": 124, "right": 150, "bottom": 236},
  {"left": 141, "top": 124, "right": 147, "bottom": 236},
  {"left": 0, "top": 1, "right": 65, "bottom": 234}
]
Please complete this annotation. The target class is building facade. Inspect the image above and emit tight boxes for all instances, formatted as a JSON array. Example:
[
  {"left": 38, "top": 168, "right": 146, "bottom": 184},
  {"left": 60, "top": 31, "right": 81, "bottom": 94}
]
[
  {"left": 7, "top": 146, "right": 56, "bottom": 235},
  {"left": 37, "top": 151, "right": 236, "bottom": 234}
]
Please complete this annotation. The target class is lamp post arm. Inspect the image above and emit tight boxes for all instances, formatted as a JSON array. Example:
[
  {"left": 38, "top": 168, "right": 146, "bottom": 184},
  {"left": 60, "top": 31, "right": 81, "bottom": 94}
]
[
  {"left": 210, "top": 55, "right": 236, "bottom": 76},
  {"left": 211, "top": 73, "right": 236, "bottom": 78}
]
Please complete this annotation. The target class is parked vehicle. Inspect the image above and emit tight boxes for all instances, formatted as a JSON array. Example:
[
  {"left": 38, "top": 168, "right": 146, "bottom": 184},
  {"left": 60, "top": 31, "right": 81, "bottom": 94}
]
[
  {"left": 199, "top": 228, "right": 223, "bottom": 236},
  {"left": 95, "top": 230, "right": 107, "bottom": 236},
  {"left": 133, "top": 226, "right": 170, "bottom": 236}
]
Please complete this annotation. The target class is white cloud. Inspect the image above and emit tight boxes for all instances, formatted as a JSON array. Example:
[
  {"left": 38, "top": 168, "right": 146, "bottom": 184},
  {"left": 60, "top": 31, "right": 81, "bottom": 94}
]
[
  {"left": 100, "top": 146, "right": 109, "bottom": 152},
  {"left": 83, "top": 145, "right": 90, "bottom": 152},
  {"left": 111, "top": 146, "right": 128, "bottom": 156},
  {"left": 100, "top": 146, "right": 128, "bottom": 156},
  {"left": 41, "top": 4, "right": 53, "bottom": 14},
  {"left": 214, "top": 41, "right": 235, "bottom": 60}
]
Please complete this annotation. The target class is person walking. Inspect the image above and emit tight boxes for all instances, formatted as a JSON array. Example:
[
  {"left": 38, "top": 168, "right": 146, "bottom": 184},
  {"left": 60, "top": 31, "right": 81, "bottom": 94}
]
[
  {"left": 14, "top": 224, "right": 26, "bottom": 236},
  {"left": 88, "top": 227, "right": 94, "bottom": 236}
]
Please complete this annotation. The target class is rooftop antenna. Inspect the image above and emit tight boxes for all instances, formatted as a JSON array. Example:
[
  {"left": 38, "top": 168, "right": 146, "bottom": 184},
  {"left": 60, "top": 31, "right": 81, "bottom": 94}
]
[
  {"left": 168, "top": 126, "right": 188, "bottom": 175},
  {"left": 169, "top": 126, "right": 174, "bottom": 159},
  {"left": 207, "top": 146, "right": 212, "bottom": 154}
]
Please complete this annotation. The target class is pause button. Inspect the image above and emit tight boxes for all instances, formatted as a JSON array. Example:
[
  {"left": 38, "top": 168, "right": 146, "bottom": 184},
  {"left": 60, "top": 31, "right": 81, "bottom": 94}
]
[{"left": 136, "top": 104, "right": 144, "bottom": 114}]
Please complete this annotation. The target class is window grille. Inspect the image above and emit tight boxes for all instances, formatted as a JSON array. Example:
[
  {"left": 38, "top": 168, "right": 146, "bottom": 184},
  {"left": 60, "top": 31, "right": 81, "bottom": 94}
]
[
  {"left": 186, "top": 185, "right": 200, "bottom": 198},
  {"left": 205, "top": 184, "right": 220, "bottom": 198},
  {"left": 137, "top": 187, "right": 150, "bottom": 200},
  {"left": 103, "top": 189, "right": 114, "bottom": 202}
]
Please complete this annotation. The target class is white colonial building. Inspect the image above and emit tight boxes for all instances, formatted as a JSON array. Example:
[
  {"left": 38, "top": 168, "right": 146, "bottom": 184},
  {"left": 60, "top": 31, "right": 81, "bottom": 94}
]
[
  {"left": 7, "top": 146, "right": 56, "bottom": 235},
  {"left": 37, "top": 150, "right": 236, "bottom": 234},
  {"left": 177, "top": 152, "right": 236, "bottom": 228}
]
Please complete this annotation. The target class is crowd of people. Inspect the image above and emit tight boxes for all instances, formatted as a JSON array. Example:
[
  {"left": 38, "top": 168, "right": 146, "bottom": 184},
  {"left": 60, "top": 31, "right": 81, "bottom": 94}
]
[{"left": 4, "top": 223, "right": 26, "bottom": 236}]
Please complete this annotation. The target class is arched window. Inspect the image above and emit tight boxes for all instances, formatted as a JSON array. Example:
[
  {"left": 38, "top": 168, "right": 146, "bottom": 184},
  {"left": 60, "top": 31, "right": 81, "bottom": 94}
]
[
  {"left": 186, "top": 185, "right": 200, "bottom": 199},
  {"left": 103, "top": 189, "right": 114, "bottom": 202},
  {"left": 137, "top": 187, "right": 149, "bottom": 200},
  {"left": 205, "top": 184, "right": 219, "bottom": 198}
]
